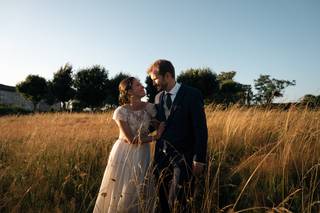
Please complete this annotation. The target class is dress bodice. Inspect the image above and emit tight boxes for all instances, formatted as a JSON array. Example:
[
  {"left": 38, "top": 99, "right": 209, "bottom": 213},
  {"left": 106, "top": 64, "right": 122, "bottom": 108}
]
[{"left": 112, "top": 103, "right": 157, "bottom": 141}]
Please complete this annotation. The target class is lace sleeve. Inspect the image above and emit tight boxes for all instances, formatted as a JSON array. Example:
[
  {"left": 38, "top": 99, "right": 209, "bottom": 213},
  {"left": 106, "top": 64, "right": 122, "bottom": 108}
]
[
  {"left": 112, "top": 106, "right": 127, "bottom": 122},
  {"left": 146, "top": 103, "right": 157, "bottom": 118}
]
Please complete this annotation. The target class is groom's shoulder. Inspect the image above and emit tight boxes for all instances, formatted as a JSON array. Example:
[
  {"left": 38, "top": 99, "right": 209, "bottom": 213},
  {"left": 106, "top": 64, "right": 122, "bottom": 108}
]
[
  {"left": 180, "top": 84, "right": 202, "bottom": 97},
  {"left": 154, "top": 91, "right": 164, "bottom": 103}
]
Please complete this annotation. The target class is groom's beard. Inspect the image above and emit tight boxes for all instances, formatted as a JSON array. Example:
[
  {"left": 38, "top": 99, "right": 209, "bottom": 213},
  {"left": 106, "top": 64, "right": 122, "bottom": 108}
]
[
  {"left": 156, "top": 82, "right": 168, "bottom": 92},
  {"left": 156, "top": 86, "right": 163, "bottom": 92},
  {"left": 154, "top": 84, "right": 162, "bottom": 92}
]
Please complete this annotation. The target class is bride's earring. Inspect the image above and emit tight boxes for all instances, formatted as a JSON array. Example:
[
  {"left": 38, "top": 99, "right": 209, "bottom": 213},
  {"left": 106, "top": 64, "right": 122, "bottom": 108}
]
[{"left": 127, "top": 90, "right": 134, "bottom": 99}]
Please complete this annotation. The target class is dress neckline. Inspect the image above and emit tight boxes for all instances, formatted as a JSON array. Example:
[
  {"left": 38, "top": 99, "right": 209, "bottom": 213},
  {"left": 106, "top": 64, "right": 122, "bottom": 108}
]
[{"left": 122, "top": 103, "right": 148, "bottom": 112}]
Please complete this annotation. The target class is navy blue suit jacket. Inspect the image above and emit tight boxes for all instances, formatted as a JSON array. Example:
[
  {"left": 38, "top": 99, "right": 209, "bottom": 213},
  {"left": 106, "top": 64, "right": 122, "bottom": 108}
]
[{"left": 154, "top": 84, "right": 208, "bottom": 168}]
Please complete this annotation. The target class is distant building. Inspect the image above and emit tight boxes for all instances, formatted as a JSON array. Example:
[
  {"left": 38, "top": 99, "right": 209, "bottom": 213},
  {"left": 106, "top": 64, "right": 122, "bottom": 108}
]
[
  {"left": 0, "top": 83, "right": 61, "bottom": 111},
  {"left": 0, "top": 83, "right": 33, "bottom": 111}
]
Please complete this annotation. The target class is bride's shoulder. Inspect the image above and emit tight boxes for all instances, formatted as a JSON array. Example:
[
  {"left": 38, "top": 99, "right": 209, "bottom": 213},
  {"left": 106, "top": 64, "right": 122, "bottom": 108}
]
[
  {"left": 118, "top": 104, "right": 128, "bottom": 110},
  {"left": 114, "top": 105, "right": 124, "bottom": 111},
  {"left": 112, "top": 105, "right": 127, "bottom": 121},
  {"left": 144, "top": 102, "right": 154, "bottom": 107},
  {"left": 144, "top": 102, "right": 156, "bottom": 117},
  {"left": 113, "top": 105, "right": 127, "bottom": 115},
  {"left": 144, "top": 102, "right": 155, "bottom": 109}
]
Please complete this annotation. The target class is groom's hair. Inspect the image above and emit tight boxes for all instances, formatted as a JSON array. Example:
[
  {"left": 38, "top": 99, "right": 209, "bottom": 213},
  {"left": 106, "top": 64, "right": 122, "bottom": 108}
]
[{"left": 148, "top": 59, "right": 175, "bottom": 78}]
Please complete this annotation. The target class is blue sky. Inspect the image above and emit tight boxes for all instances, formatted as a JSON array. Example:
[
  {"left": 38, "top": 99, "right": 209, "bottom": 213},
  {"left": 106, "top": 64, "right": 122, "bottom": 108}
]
[{"left": 1, "top": 0, "right": 319, "bottom": 102}]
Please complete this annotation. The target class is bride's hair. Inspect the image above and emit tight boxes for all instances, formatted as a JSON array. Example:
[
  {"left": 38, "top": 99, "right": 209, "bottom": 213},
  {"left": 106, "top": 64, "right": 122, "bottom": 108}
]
[{"left": 119, "top": 77, "right": 135, "bottom": 106}]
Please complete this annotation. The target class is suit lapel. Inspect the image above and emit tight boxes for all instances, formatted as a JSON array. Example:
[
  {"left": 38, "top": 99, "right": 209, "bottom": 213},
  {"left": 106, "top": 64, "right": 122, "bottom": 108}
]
[
  {"left": 165, "top": 84, "right": 186, "bottom": 125},
  {"left": 158, "top": 91, "right": 166, "bottom": 122}
]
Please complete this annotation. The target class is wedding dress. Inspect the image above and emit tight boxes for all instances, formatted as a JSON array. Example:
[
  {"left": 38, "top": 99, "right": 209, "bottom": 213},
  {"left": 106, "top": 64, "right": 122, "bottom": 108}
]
[{"left": 93, "top": 103, "right": 156, "bottom": 213}]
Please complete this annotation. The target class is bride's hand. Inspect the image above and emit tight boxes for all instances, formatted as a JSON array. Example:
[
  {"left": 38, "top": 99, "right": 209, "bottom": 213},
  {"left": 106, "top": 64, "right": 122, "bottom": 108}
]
[
  {"left": 137, "top": 128, "right": 149, "bottom": 144},
  {"left": 150, "top": 119, "right": 161, "bottom": 129}
]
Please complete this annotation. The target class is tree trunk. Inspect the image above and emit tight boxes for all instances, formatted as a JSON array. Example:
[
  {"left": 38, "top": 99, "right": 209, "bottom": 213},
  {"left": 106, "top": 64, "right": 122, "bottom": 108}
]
[
  {"left": 32, "top": 101, "right": 38, "bottom": 112},
  {"left": 61, "top": 101, "right": 65, "bottom": 111}
]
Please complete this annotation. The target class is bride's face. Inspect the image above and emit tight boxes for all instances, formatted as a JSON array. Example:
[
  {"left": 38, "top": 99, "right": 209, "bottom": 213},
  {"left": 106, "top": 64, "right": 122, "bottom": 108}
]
[{"left": 128, "top": 79, "right": 146, "bottom": 98}]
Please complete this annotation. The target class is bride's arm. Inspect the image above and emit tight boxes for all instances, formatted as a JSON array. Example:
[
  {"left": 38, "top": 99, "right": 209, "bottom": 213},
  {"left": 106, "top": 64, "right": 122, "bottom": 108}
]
[
  {"left": 115, "top": 120, "right": 165, "bottom": 144},
  {"left": 115, "top": 120, "right": 139, "bottom": 144},
  {"left": 115, "top": 120, "right": 158, "bottom": 144},
  {"left": 139, "top": 122, "right": 166, "bottom": 144}
]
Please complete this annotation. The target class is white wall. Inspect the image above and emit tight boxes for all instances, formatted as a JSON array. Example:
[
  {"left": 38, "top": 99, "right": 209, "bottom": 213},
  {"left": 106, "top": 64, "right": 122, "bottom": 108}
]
[{"left": 0, "top": 90, "right": 33, "bottom": 111}]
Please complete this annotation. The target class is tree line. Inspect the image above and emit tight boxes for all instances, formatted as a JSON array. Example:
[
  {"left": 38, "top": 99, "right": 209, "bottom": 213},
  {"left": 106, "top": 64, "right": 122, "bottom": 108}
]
[{"left": 16, "top": 62, "right": 317, "bottom": 112}]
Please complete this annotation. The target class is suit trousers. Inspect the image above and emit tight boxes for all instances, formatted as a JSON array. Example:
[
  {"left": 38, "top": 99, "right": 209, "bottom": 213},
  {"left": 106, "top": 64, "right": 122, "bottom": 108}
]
[{"left": 153, "top": 151, "right": 195, "bottom": 213}]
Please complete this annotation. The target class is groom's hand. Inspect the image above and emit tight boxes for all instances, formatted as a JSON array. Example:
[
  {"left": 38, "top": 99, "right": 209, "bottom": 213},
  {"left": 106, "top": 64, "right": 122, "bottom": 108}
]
[
  {"left": 155, "top": 122, "right": 166, "bottom": 139},
  {"left": 192, "top": 162, "right": 205, "bottom": 177}
]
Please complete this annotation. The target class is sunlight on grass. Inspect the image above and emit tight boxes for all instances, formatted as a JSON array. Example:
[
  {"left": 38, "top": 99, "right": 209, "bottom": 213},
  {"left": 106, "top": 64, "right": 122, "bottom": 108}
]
[{"left": 0, "top": 107, "right": 319, "bottom": 212}]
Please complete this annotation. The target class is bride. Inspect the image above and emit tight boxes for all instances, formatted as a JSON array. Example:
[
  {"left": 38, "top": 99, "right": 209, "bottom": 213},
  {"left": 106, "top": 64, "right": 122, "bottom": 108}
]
[{"left": 93, "top": 77, "right": 164, "bottom": 213}]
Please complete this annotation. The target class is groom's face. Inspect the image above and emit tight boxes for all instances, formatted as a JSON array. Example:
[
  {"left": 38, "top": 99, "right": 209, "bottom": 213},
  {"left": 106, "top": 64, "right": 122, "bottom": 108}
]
[{"left": 150, "top": 71, "right": 167, "bottom": 91}]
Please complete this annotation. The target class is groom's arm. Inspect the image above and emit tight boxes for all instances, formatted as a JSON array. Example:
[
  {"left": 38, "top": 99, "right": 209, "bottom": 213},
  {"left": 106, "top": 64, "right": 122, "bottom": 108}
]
[
  {"left": 189, "top": 89, "right": 208, "bottom": 164},
  {"left": 148, "top": 93, "right": 162, "bottom": 133}
]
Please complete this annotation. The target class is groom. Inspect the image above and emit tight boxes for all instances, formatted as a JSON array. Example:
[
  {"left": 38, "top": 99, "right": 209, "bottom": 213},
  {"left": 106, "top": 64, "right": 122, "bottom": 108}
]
[{"left": 148, "top": 59, "right": 208, "bottom": 212}]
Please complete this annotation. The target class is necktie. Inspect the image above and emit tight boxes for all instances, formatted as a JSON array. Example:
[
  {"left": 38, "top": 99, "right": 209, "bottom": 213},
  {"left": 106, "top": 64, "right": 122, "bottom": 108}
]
[{"left": 166, "top": 93, "right": 172, "bottom": 109}]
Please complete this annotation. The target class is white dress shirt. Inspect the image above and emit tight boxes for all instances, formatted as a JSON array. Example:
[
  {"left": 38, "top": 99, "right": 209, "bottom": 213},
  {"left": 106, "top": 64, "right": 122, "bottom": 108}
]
[{"left": 163, "top": 82, "right": 181, "bottom": 119}]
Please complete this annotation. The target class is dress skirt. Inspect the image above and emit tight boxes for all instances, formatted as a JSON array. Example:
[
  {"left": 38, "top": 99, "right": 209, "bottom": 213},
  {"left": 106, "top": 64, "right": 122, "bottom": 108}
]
[{"left": 93, "top": 139, "right": 155, "bottom": 213}]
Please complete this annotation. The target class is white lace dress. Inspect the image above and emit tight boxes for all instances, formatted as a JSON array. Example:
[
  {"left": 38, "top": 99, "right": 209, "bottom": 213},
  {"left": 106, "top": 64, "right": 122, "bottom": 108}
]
[{"left": 93, "top": 103, "right": 157, "bottom": 213}]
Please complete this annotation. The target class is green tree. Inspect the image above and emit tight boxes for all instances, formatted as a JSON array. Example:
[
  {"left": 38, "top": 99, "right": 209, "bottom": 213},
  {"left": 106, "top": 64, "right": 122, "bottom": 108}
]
[
  {"left": 105, "top": 72, "right": 130, "bottom": 105},
  {"left": 51, "top": 63, "right": 75, "bottom": 110},
  {"left": 242, "top": 84, "right": 253, "bottom": 105},
  {"left": 217, "top": 71, "right": 237, "bottom": 82},
  {"left": 219, "top": 80, "right": 252, "bottom": 105},
  {"left": 254, "top": 75, "right": 296, "bottom": 105},
  {"left": 145, "top": 76, "right": 158, "bottom": 103},
  {"left": 74, "top": 65, "right": 109, "bottom": 108},
  {"left": 301, "top": 94, "right": 320, "bottom": 108},
  {"left": 177, "top": 68, "right": 219, "bottom": 102},
  {"left": 217, "top": 71, "right": 253, "bottom": 105},
  {"left": 45, "top": 81, "right": 56, "bottom": 105},
  {"left": 16, "top": 75, "right": 49, "bottom": 111}
]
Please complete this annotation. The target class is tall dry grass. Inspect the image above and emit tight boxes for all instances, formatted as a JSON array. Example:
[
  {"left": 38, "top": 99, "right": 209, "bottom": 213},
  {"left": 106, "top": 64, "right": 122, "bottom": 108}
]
[{"left": 0, "top": 106, "right": 319, "bottom": 212}]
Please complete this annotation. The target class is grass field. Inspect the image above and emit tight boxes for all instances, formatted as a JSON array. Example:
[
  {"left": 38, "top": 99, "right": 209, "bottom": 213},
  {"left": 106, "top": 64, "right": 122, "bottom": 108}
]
[{"left": 0, "top": 106, "right": 319, "bottom": 212}]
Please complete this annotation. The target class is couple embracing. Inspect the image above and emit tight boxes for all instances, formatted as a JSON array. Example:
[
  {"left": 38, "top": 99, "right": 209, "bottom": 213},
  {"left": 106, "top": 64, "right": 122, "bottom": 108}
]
[{"left": 93, "top": 59, "right": 208, "bottom": 213}]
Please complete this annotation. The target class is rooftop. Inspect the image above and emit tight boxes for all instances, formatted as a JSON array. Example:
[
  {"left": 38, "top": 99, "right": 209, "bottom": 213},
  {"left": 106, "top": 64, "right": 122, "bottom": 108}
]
[{"left": 0, "top": 84, "right": 16, "bottom": 92}]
